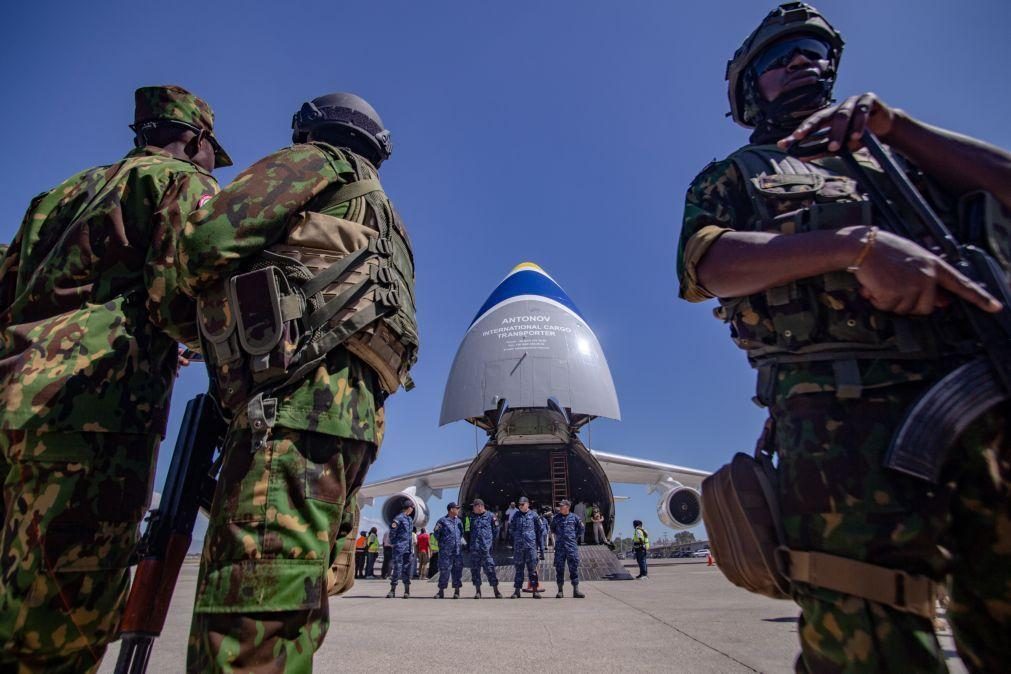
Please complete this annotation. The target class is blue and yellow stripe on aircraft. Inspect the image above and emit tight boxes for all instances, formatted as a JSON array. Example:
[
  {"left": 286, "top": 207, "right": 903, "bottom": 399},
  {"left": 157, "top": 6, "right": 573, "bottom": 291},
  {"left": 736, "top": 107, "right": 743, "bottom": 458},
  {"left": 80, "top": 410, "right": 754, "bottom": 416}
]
[{"left": 470, "top": 262, "right": 583, "bottom": 326}]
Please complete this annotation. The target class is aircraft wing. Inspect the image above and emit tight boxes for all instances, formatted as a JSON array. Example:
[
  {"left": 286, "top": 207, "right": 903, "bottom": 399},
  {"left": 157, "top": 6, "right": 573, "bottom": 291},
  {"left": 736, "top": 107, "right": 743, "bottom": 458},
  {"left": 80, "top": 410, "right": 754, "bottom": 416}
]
[
  {"left": 589, "top": 450, "right": 710, "bottom": 490},
  {"left": 357, "top": 458, "right": 472, "bottom": 505}
]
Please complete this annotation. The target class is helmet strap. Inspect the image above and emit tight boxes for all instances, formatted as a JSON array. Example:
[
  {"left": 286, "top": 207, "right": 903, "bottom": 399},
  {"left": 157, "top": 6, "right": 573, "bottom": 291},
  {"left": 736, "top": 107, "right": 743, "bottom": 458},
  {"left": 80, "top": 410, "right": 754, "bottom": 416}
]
[{"left": 749, "top": 78, "right": 835, "bottom": 145}]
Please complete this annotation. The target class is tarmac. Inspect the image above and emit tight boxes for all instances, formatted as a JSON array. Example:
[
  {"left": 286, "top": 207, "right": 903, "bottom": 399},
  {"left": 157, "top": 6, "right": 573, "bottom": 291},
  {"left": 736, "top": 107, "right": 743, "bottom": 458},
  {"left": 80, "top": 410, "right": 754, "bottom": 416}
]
[{"left": 99, "top": 558, "right": 968, "bottom": 673}]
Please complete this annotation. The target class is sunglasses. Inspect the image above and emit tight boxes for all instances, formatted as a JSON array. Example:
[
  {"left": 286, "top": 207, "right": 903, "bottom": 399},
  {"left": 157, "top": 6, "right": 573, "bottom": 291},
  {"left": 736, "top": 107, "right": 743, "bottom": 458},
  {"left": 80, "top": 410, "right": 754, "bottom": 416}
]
[{"left": 752, "top": 37, "right": 832, "bottom": 75}]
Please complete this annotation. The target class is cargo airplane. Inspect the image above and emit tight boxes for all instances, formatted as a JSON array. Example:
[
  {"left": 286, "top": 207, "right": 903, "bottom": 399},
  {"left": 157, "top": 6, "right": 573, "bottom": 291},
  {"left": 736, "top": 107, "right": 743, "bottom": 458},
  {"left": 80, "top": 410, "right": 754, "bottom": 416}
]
[{"left": 359, "top": 263, "right": 709, "bottom": 539}]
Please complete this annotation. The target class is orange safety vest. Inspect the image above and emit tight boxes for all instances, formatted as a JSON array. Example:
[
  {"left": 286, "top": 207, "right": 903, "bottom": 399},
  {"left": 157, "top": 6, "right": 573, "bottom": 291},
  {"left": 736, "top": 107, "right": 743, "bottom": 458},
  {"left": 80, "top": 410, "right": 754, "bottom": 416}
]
[{"left": 355, "top": 535, "right": 367, "bottom": 550}]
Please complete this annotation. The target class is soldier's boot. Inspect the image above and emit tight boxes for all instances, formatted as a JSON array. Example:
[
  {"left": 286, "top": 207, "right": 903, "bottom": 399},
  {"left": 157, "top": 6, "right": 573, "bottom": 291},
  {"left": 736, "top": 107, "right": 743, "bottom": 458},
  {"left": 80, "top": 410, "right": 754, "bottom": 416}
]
[
  {"left": 572, "top": 583, "right": 585, "bottom": 599},
  {"left": 453, "top": 587, "right": 460, "bottom": 599},
  {"left": 556, "top": 582, "right": 564, "bottom": 599},
  {"left": 386, "top": 586, "right": 396, "bottom": 598},
  {"left": 532, "top": 589, "right": 542, "bottom": 599},
  {"left": 493, "top": 585, "right": 503, "bottom": 599},
  {"left": 435, "top": 588, "right": 445, "bottom": 599},
  {"left": 510, "top": 588, "right": 521, "bottom": 598},
  {"left": 403, "top": 584, "right": 410, "bottom": 599},
  {"left": 474, "top": 587, "right": 482, "bottom": 599}
]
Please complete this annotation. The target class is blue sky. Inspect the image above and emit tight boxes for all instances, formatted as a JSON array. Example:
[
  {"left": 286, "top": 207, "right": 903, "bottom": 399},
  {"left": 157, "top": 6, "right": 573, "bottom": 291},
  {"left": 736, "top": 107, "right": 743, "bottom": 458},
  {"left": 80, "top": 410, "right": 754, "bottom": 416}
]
[{"left": 2, "top": 1, "right": 1009, "bottom": 544}]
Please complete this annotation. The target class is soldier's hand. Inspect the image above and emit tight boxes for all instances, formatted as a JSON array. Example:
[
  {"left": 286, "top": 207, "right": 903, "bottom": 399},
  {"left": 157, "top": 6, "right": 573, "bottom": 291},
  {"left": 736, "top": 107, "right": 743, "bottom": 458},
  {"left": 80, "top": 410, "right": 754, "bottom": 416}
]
[
  {"left": 779, "top": 93, "right": 896, "bottom": 154},
  {"left": 852, "top": 228, "right": 1002, "bottom": 315},
  {"left": 178, "top": 346, "right": 193, "bottom": 368}
]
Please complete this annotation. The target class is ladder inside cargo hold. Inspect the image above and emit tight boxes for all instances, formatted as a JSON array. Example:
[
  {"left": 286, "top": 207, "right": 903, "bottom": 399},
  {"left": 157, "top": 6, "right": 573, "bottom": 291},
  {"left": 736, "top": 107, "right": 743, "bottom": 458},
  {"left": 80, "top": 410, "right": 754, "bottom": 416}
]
[{"left": 549, "top": 449, "right": 569, "bottom": 506}]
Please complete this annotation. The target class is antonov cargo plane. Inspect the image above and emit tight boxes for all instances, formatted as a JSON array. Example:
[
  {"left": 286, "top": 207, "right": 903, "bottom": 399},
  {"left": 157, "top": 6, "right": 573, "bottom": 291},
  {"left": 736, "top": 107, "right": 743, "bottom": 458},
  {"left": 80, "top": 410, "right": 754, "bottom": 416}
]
[{"left": 359, "top": 263, "right": 709, "bottom": 539}]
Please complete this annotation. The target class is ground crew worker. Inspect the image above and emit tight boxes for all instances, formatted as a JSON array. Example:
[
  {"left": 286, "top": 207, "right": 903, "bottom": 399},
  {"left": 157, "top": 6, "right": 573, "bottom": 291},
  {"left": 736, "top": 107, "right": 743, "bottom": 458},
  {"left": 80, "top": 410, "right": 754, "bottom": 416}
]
[
  {"left": 679, "top": 4, "right": 1011, "bottom": 670},
  {"left": 365, "top": 527, "right": 380, "bottom": 578},
  {"left": 354, "top": 530, "right": 368, "bottom": 578},
  {"left": 428, "top": 522, "right": 440, "bottom": 579},
  {"left": 468, "top": 499, "right": 502, "bottom": 598},
  {"left": 539, "top": 507, "right": 551, "bottom": 552},
  {"left": 632, "top": 521, "right": 649, "bottom": 579},
  {"left": 416, "top": 527, "right": 431, "bottom": 578},
  {"left": 509, "top": 497, "right": 544, "bottom": 598},
  {"left": 591, "top": 508, "right": 606, "bottom": 546},
  {"left": 387, "top": 502, "right": 415, "bottom": 598},
  {"left": 178, "top": 91, "right": 417, "bottom": 671},
  {"left": 0, "top": 85, "right": 226, "bottom": 673},
  {"left": 551, "top": 500, "right": 585, "bottom": 598},
  {"left": 433, "top": 502, "right": 465, "bottom": 599}
]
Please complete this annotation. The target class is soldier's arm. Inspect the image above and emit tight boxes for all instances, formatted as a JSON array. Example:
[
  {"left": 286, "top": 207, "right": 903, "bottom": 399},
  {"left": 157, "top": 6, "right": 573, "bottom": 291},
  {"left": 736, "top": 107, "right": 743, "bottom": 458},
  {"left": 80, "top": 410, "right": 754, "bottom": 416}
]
[
  {"left": 681, "top": 160, "right": 999, "bottom": 314},
  {"left": 177, "top": 145, "right": 349, "bottom": 296},
  {"left": 780, "top": 94, "right": 1011, "bottom": 210},
  {"left": 145, "top": 171, "right": 220, "bottom": 348}
]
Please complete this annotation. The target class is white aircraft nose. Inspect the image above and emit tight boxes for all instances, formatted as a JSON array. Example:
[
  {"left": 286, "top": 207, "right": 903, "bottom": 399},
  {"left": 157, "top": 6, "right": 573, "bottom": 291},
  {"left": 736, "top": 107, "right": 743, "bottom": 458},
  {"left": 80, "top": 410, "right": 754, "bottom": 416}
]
[{"left": 439, "top": 262, "right": 620, "bottom": 427}]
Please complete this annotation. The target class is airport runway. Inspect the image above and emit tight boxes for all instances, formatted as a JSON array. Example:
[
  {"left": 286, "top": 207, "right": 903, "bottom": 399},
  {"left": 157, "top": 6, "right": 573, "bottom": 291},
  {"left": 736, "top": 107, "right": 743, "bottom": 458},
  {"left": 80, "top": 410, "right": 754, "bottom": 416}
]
[{"left": 100, "top": 559, "right": 967, "bottom": 673}]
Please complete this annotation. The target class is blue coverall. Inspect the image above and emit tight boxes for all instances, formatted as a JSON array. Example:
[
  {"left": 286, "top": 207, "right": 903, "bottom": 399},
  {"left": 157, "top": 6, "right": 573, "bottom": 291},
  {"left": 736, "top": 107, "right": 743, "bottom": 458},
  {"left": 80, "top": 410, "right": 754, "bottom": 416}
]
[
  {"left": 551, "top": 512, "right": 584, "bottom": 584},
  {"left": 388, "top": 512, "right": 414, "bottom": 590},
  {"left": 433, "top": 514, "right": 465, "bottom": 590},
  {"left": 469, "top": 511, "right": 499, "bottom": 588},
  {"left": 510, "top": 509, "right": 544, "bottom": 590}
]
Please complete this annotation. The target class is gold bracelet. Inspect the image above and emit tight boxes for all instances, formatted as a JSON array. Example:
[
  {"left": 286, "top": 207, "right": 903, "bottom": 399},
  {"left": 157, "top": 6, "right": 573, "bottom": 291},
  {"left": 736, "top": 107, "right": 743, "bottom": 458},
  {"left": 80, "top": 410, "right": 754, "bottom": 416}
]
[{"left": 846, "top": 226, "right": 878, "bottom": 273}]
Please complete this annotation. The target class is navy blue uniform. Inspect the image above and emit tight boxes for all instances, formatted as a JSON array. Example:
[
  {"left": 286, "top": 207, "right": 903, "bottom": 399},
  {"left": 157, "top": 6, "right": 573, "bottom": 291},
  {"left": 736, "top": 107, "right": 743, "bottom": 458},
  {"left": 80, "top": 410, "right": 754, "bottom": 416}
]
[
  {"left": 388, "top": 513, "right": 414, "bottom": 589},
  {"left": 510, "top": 509, "right": 543, "bottom": 589},
  {"left": 469, "top": 511, "right": 499, "bottom": 588},
  {"left": 551, "top": 512, "right": 584, "bottom": 583},
  {"left": 433, "top": 515, "right": 465, "bottom": 590}
]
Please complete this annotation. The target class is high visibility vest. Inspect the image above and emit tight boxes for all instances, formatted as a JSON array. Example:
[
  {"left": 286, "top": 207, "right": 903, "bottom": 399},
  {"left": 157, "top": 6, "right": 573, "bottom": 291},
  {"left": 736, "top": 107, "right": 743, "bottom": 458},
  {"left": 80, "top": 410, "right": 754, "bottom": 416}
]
[
  {"left": 430, "top": 534, "right": 439, "bottom": 553},
  {"left": 634, "top": 528, "right": 650, "bottom": 550},
  {"left": 367, "top": 533, "right": 379, "bottom": 553},
  {"left": 355, "top": 535, "right": 367, "bottom": 550}
]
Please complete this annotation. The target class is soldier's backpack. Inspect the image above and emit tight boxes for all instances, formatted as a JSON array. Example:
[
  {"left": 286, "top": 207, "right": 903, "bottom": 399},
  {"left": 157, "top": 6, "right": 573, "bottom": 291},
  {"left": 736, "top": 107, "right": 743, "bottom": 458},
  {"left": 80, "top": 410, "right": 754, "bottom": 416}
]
[
  {"left": 197, "top": 145, "right": 418, "bottom": 419},
  {"left": 702, "top": 444, "right": 937, "bottom": 618}
]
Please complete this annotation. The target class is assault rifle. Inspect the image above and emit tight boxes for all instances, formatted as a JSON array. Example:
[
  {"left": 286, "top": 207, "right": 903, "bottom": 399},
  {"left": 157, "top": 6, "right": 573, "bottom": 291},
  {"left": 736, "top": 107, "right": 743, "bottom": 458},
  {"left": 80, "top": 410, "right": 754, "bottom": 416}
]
[
  {"left": 114, "top": 393, "right": 225, "bottom": 674},
  {"left": 796, "top": 130, "right": 1011, "bottom": 482}
]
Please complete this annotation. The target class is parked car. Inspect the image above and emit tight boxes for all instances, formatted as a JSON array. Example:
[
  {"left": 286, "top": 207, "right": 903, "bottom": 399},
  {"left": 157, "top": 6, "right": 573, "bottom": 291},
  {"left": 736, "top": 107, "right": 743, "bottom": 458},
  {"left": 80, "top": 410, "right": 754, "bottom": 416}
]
[{"left": 691, "top": 549, "right": 711, "bottom": 558}]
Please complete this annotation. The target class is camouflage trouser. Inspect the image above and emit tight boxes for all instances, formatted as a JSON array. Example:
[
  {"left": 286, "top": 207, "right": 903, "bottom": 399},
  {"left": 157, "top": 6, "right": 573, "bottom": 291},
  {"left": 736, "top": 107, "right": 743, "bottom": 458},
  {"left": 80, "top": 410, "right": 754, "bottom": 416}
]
[
  {"left": 772, "top": 383, "right": 1011, "bottom": 673},
  {"left": 0, "top": 430, "right": 157, "bottom": 674},
  {"left": 436, "top": 549, "right": 463, "bottom": 590},
  {"left": 512, "top": 546, "right": 539, "bottom": 589},
  {"left": 469, "top": 547, "right": 498, "bottom": 588},
  {"left": 188, "top": 423, "right": 375, "bottom": 674},
  {"left": 554, "top": 543, "right": 579, "bottom": 584}
]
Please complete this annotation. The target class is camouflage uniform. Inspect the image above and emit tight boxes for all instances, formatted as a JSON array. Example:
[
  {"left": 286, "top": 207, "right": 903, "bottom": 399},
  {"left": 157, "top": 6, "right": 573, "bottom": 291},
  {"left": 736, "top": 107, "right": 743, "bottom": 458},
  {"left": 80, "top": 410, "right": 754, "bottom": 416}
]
[
  {"left": 679, "top": 154, "right": 1011, "bottom": 672},
  {"left": 0, "top": 86, "right": 223, "bottom": 673},
  {"left": 178, "top": 141, "right": 404, "bottom": 673}
]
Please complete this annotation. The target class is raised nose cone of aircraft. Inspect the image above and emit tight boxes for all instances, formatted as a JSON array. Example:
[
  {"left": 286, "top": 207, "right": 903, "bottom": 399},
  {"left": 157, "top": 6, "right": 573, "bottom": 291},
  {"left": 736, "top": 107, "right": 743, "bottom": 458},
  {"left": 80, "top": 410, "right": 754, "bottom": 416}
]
[{"left": 440, "top": 262, "right": 620, "bottom": 426}]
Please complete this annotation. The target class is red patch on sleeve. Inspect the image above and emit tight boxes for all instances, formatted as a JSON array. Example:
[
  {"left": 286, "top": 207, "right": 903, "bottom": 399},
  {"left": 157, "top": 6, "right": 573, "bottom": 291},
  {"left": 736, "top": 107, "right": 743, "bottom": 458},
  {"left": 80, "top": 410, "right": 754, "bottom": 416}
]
[{"left": 198, "top": 194, "right": 213, "bottom": 208}]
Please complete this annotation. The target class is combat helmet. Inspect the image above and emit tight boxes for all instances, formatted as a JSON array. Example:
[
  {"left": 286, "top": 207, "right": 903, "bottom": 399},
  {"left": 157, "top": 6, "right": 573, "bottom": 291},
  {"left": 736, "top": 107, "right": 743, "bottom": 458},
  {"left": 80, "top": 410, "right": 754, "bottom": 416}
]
[
  {"left": 291, "top": 92, "right": 392, "bottom": 167},
  {"left": 726, "top": 2, "right": 844, "bottom": 127}
]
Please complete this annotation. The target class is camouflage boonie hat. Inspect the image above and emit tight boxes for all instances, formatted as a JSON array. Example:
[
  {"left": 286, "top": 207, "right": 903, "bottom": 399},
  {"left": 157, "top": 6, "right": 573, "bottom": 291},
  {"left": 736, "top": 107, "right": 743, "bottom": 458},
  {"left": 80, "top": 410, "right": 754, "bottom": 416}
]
[{"left": 132, "top": 85, "right": 232, "bottom": 167}]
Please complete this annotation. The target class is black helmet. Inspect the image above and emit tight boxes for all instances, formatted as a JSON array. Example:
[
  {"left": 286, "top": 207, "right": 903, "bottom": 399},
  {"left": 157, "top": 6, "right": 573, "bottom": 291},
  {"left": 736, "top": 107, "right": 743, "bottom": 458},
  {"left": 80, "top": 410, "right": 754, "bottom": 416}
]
[
  {"left": 291, "top": 92, "right": 393, "bottom": 166},
  {"left": 726, "top": 2, "right": 844, "bottom": 127},
  {"left": 633, "top": 519, "right": 643, "bottom": 527}
]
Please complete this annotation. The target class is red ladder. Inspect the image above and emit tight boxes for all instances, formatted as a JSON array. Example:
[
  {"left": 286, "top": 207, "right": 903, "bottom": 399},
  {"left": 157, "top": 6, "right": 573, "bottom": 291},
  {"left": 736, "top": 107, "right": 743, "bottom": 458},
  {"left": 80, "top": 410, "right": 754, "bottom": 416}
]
[{"left": 550, "top": 449, "right": 569, "bottom": 506}]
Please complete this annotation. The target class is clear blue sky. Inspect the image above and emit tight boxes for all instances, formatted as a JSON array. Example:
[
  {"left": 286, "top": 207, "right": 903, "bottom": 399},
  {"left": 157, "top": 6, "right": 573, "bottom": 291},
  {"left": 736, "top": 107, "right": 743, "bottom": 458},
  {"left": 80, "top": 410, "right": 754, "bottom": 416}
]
[{"left": 2, "top": 1, "right": 1009, "bottom": 543}]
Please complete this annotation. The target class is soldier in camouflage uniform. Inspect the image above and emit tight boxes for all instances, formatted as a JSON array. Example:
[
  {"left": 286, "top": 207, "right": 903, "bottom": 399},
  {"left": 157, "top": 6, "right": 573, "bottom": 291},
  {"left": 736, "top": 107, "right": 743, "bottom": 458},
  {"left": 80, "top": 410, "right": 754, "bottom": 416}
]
[
  {"left": 679, "top": 4, "right": 1011, "bottom": 672},
  {"left": 177, "top": 92, "right": 418, "bottom": 673},
  {"left": 0, "top": 85, "right": 227, "bottom": 673}
]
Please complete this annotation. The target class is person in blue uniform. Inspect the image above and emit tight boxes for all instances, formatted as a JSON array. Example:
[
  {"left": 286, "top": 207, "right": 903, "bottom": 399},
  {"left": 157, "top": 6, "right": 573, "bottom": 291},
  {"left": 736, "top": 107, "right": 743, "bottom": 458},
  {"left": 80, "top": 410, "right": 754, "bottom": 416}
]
[
  {"left": 509, "top": 497, "right": 544, "bottom": 598},
  {"left": 386, "top": 502, "right": 415, "bottom": 598},
  {"left": 468, "top": 499, "right": 501, "bottom": 598},
  {"left": 433, "top": 502, "right": 465, "bottom": 599},
  {"left": 551, "top": 500, "right": 585, "bottom": 598}
]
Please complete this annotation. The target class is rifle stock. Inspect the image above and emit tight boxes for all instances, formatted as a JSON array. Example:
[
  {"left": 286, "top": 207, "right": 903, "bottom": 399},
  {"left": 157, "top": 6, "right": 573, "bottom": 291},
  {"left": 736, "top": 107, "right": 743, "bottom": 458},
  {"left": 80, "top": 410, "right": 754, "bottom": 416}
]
[{"left": 114, "top": 393, "right": 224, "bottom": 674}]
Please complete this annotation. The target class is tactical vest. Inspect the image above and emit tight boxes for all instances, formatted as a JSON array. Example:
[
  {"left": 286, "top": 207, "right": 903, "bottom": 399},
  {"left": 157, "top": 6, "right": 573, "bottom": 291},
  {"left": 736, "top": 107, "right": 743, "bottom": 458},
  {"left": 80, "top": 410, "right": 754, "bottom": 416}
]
[
  {"left": 198, "top": 144, "right": 418, "bottom": 416},
  {"left": 716, "top": 145, "right": 971, "bottom": 399}
]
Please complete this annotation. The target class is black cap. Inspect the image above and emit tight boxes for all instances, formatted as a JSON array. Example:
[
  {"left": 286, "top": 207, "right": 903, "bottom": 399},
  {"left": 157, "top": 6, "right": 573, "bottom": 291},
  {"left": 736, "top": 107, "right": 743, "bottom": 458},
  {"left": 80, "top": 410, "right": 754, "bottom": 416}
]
[
  {"left": 559, "top": 499, "right": 571, "bottom": 507},
  {"left": 471, "top": 498, "right": 485, "bottom": 507},
  {"left": 447, "top": 502, "right": 459, "bottom": 510},
  {"left": 518, "top": 496, "right": 530, "bottom": 504}
]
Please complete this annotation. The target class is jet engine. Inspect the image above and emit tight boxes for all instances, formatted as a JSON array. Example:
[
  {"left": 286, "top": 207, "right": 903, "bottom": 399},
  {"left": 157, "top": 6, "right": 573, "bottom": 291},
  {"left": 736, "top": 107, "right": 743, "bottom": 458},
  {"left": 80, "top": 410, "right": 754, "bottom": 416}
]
[
  {"left": 657, "top": 484, "right": 702, "bottom": 530},
  {"left": 380, "top": 488, "right": 430, "bottom": 530}
]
